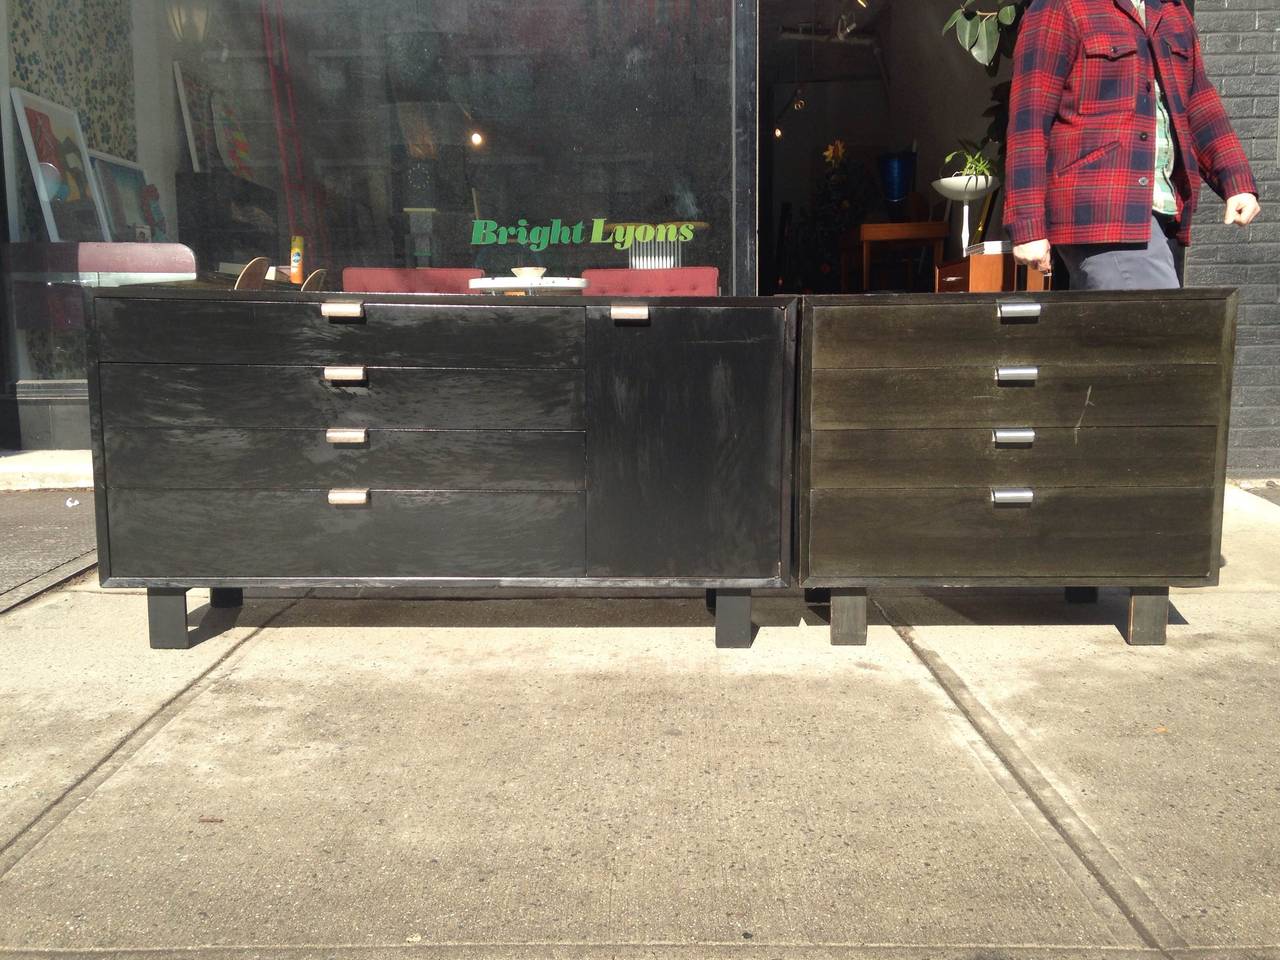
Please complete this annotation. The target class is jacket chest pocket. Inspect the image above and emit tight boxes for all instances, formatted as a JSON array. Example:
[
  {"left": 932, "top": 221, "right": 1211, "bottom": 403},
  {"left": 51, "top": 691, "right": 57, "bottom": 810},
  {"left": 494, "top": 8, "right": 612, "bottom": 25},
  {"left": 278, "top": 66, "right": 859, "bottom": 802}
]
[
  {"left": 1080, "top": 35, "right": 1140, "bottom": 115},
  {"left": 1161, "top": 34, "right": 1194, "bottom": 104}
]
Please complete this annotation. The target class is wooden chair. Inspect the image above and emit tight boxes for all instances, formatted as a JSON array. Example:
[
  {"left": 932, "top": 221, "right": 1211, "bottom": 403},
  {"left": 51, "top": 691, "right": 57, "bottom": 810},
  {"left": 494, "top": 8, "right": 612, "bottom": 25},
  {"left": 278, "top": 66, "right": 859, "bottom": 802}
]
[
  {"left": 300, "top": 268, "right": 327, "bottom": 291},
  {"left": 233, "top": 257, "right": 271, "bottom": 291}
]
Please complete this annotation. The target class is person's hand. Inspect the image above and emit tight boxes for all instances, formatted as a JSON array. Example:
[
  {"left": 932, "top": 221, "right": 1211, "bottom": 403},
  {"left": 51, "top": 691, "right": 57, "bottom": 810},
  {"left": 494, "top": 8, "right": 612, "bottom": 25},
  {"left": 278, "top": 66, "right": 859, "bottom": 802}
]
[
  {"left": 1013, "top": 238, "right": 1052, "bottom": 273},
  {"left": 1225, "top": 193, "right": 1261, "bottom": 226}
]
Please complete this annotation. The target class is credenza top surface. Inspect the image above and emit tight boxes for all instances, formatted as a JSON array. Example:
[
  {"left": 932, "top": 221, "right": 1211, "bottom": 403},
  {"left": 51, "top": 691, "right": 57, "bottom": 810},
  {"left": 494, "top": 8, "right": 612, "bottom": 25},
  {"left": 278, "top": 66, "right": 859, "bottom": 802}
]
[{"left": 87, "top": 287, "right": 1242, "bottom": 308}]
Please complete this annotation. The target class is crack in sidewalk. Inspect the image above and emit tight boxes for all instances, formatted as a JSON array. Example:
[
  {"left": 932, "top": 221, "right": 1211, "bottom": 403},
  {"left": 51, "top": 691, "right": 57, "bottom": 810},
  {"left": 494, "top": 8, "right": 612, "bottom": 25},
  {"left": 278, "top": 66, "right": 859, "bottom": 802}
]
[
  {"left": 873, "top": 596, "right": 1188, "bottom": 959},
  {"left": 0, "top": 597, "right": 302, "bottom": 881}
]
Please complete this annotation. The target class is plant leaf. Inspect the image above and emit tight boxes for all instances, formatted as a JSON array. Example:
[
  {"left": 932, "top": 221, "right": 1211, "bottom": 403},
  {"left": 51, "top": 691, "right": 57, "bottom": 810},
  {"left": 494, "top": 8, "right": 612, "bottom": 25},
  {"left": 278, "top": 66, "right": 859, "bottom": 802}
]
[
  {"left": 971, "top": 17, "right": 999, "bottom": 64},
  {"left": 998, "top": 4, "right": 1017, "bottom": 25},
  {"left": 942, "top": 8, "right": 964, "bottom": 34},
  {"left": 956, "top": 14, "right": 980, "bottom": 49}
]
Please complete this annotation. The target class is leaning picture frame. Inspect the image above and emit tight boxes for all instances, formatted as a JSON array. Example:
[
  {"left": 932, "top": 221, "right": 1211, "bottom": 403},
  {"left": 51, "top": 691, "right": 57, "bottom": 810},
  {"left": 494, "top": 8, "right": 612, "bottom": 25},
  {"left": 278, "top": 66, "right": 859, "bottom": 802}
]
[
  {"left": 89, "top": 149, "right": 153, "bottom": 242},
  {"left": 174, "top": 61, "right": 218, "bottom": 173},
  {"left": 10, "top": 88, "right": 110, "bottom": 241}
]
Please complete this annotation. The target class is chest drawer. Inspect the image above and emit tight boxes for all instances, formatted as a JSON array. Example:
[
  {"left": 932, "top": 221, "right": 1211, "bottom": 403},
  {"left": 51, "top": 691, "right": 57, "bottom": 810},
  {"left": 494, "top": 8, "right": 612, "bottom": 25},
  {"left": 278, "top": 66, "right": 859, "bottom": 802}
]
[
  {"left": 94, "top": 297, "right": 585, "bottom": 368},
  {"left": 811, "top": 297, "right": 1226, "bottom": 368},
  {"left": 807, "top": 486, "right": 1215, "bottom": 580},
  {"left": 99, "top": 364, "right": 585, "bottom": 430},
  {"left": 103, "top": 427, "right": 586, "bottom": 491},
  {"left": 810, "top": 426, "right": 1218, "bottom": 488},
  {"left": 811, "top": 363, "right": 1222, "bottom": 429},
  {"left": 107, "top": 489, "right": 586, "bottom": 579}
]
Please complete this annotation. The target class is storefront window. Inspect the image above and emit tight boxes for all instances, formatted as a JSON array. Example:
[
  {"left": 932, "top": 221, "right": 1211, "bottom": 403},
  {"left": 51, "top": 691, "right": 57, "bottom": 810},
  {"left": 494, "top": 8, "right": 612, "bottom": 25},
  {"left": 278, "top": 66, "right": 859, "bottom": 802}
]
[{"left": 3, "top": 0, "right": 739, "bottom": 394}]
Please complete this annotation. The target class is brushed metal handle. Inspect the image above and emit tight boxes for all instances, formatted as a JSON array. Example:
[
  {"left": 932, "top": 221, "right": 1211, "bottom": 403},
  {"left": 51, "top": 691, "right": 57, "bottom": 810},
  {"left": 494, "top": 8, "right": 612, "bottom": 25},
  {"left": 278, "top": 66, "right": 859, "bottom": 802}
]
[
  {"left": 993, "top": 428, "right": 1036, "bottom": 446},
  {"left": 997, "top": 301, "right": 1041, "bottom": 321},
  {"left": 611, "top": 304, "right": 650, "bottom": 325},
  {"left": 996, "top": 365, "right": 1039, "bottom": 384},
  {"left": 328, "top": 488, "right": 369, "bottom": 506},
  {"left": 323, "top": 365, "right": 367, "bottom": 383},
  {"left": 991, "top": 487, "right": 1035, "bottom": 506},
  {"left": 321, "top": 301, "right": 364, "bottom": 320},
  {"left": 325, "top": 427, "right": 368, "bottom": 444}
]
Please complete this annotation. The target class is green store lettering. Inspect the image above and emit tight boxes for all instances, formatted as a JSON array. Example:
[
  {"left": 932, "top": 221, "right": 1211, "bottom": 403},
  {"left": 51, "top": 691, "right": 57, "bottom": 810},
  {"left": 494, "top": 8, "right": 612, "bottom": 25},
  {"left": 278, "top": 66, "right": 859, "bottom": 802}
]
[{"left": 471, "top": 218, "right": 697, "bottom": 252}]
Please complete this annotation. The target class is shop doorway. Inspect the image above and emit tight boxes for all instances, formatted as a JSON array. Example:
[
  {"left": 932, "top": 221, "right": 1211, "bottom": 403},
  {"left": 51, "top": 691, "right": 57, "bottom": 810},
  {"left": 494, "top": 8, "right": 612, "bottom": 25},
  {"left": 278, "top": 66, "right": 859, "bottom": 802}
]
[{"left": 758, "top": 0, "right": 1011, "bottom": 295}]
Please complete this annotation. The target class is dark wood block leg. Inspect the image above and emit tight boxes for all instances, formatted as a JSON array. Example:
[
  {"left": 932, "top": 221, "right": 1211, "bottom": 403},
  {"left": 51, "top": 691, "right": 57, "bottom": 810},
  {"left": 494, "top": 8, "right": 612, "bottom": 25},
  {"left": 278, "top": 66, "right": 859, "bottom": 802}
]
[
  {"left": 831, "top": 588, "right": 868, "bottom": 646},
  {"left": 147, "top": 588, "right": 191, "bottom": 650},
  {"left": 804, "top": 588, "right": 831, "bottom": 606},
  {"left": 210, "top": 587, "right": 243, "bottom": 609},
  {"left": 713, "top": 589, "right": 753, "bottom": 649},
  {"left": 1126, "top": 587, "right": 1169, "bottom": 646},
  {"left": 1065, "top": 586, "right": 1099, "bottom": 604}
]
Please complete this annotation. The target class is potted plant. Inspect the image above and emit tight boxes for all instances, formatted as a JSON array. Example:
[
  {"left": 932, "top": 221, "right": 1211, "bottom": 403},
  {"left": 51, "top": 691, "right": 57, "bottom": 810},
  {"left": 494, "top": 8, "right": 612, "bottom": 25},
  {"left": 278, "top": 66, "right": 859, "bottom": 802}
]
[
  {"left": 932, "top": 139, "right": 1001, "bottom": 250},
  {"left": 933, "top": 139, "right": 999, "bottom": 200}
]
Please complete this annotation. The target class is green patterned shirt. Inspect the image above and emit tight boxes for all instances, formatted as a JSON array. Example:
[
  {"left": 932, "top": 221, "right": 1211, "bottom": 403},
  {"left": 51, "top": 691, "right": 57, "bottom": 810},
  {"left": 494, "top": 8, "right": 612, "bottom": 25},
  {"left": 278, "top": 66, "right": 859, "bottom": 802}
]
[{"left": 1131, "top": 0, "right": 1179, "bottom": 215}]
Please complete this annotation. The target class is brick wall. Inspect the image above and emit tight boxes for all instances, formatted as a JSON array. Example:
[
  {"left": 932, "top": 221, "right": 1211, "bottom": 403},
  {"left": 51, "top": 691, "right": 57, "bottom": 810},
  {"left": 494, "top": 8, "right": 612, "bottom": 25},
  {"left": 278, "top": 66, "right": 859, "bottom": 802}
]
[{"left": 1186, "top": 0, "right": 1279, "bottom": 476}]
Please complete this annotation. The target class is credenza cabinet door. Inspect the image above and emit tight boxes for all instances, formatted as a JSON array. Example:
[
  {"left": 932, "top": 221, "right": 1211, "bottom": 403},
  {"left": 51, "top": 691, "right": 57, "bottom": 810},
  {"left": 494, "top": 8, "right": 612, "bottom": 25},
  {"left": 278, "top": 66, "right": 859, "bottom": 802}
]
[{"left": 584, "top": 303, "right": 793, "bottom": 580}]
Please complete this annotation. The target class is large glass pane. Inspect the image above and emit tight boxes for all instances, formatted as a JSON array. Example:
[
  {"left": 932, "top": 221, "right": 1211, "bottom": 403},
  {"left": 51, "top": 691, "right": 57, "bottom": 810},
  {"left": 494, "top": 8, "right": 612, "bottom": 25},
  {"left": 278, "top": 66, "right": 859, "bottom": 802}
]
[{"left": 3, "top": 0, "right": 739, "bottom": 394}]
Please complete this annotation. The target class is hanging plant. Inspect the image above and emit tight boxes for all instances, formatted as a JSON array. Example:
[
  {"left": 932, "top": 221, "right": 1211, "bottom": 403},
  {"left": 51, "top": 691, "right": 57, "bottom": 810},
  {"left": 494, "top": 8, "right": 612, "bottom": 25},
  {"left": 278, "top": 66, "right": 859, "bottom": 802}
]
[
  {"left": 940, "top": 1, "right": 1030, "bottom": 171},
  {"left": 941, "top": 1, "right": 1025, "bottom": 68}
]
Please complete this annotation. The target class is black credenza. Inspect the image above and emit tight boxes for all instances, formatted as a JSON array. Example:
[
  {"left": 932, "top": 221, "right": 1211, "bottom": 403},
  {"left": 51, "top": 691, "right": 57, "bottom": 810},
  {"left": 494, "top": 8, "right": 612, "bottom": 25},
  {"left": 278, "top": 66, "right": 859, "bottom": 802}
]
[
  {"left": 87, "top": 288, "right": 1237, "bottom": 649},
  {"left": 88, "top": 291, "right": 795, "bottom": 648}
]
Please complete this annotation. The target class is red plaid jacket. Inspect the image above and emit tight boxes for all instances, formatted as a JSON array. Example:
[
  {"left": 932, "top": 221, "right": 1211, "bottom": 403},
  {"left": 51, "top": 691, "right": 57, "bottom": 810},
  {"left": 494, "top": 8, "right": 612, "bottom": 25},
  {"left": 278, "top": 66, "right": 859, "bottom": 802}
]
[{"left": 1003, "top": 0, "right": 1257, "bottom": 247}]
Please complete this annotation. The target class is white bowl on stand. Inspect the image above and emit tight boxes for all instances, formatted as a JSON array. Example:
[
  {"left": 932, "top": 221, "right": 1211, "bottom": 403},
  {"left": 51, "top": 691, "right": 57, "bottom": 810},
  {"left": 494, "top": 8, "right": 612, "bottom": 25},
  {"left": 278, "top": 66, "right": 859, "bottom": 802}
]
[{"left": 932, "top": 175, "right": 1001, "bottom": 251}]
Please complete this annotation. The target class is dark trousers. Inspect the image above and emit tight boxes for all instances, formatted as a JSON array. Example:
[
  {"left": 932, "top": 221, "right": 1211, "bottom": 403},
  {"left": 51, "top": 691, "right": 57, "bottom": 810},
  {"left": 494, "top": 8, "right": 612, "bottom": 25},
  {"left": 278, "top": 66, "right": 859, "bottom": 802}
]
[{"left": 1057, "top": 212, "right": 1184, "bottom": 290}]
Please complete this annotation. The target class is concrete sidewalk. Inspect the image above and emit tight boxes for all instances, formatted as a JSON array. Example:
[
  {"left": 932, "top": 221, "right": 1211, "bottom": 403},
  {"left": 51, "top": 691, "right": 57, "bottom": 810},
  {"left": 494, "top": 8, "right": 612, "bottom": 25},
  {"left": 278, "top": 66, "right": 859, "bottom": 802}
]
[
  {"left": 0, "top": 488, "right": 1276, "bottom": 960},
  {"left": 0, "top": 489, "right": 97, "bottom": 612}
]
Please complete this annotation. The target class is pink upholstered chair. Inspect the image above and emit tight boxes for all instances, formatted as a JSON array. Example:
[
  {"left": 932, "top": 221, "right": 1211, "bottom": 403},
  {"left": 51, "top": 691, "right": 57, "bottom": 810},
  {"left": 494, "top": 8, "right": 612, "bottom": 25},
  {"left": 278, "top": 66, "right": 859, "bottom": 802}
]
[
  {"left": 581, "top": 267, "right": 720, "bottom": 296},
  {"left": 342, "top": 267, "right": 484, "bottom": 294}
]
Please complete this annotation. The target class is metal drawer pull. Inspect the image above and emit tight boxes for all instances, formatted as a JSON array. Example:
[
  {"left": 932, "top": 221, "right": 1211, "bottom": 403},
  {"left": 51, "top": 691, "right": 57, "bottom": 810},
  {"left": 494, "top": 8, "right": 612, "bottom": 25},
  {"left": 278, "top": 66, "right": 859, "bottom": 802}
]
[
  {"left": 997, "top": 301, "right": 1041, "bottom": 321},
  {"left": 611, "top": 304, "right": 650, "bottom": 324},
  {"left": 993, "top": 428, "right": 1036, "bottom": 446},
  {"left": 328, "top": 488, "right": 369, "bottom": 506},
  {"left": 991, "top": 487, "right": 1035, "bottom": 506},
  {"left": 323, "top": 365, "right": 367, "bottom": 383},
  {"left": 321, "top": 301, "right": 364, "bottom": 320},
  {"left": 996, "top": 365, "right": 1039, "bottom": 384},
  {"left": 325, "top": 428, "right": 368, "bottom": 444}
]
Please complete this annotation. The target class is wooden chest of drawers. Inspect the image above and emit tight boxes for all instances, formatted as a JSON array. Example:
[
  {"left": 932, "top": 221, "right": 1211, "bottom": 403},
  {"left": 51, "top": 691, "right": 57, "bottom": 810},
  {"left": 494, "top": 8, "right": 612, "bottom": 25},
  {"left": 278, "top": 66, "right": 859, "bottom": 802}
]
[
  {"left": 88, "top": 291, "right": 796, "bottom": 648},
  {"left": 90, "top": 288, "right": 1237, "bottom": 651},
  {"left": 798, "top": 290, "right": 1238, "bottom": 646}
]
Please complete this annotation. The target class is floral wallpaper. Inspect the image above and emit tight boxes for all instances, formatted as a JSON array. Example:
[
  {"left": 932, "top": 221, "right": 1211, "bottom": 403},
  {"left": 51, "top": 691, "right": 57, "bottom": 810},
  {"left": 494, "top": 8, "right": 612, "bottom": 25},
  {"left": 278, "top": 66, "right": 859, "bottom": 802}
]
[
  {"left": 8, "top": 0, "right": 135, "bottom": 241},
  {"left": 8, "top": 0, "right": 137, "bottom": 159}
]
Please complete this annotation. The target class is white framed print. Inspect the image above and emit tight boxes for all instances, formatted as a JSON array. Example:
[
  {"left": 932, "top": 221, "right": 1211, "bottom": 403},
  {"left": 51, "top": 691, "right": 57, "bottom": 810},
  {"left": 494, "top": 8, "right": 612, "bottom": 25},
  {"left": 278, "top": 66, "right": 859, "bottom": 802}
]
[
  {"left": 10, "top": 88, "right": 110, "bottom": 242},
  {"left": 89, "top": 149, "right": 151, "bottom": 242}
]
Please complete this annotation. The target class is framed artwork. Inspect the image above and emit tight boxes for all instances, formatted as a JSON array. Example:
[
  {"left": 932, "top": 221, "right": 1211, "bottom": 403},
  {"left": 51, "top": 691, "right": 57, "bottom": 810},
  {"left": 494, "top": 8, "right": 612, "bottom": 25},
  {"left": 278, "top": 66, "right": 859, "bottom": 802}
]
[
  {"left": 174, "top": 61, "right": 218, "bottom": 173},
  {"left": 211, "top": 92, "right": 256, "bottom": 181},
  {"left": 89, "top": 150, "right": 156, "bottom": 241},
  {"left": 10, "top": 88, "right": 110, "bottom": 242}
]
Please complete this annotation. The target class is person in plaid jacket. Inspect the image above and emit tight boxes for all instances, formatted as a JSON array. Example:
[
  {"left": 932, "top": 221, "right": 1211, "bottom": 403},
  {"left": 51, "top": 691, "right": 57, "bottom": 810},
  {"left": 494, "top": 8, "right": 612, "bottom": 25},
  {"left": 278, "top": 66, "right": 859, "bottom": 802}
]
[{"left": 1005, "top": 0, "right": 1260, "bottom": 289}]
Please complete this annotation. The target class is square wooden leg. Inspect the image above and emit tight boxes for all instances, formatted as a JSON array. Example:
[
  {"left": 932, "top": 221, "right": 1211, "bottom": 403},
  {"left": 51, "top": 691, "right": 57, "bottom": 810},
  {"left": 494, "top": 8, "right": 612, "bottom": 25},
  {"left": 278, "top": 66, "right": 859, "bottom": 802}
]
[
  {"left": 1126, "top": 587, "right": 1169, "bottom": 646},
  {"left": 147, "top": 588, "right": 191, "bottom": 650},
  {"left": 1065, "top": 586, "right": 1099, "bottom": 604},
  {"left": 831, "top": 588, "right": 868, "bottom": 646},
  {"left": 713, "top": 589, "right": 753, "bottom": 649},
  {"left": 210, "top": 588, "right": 243, "bottom": 609}
]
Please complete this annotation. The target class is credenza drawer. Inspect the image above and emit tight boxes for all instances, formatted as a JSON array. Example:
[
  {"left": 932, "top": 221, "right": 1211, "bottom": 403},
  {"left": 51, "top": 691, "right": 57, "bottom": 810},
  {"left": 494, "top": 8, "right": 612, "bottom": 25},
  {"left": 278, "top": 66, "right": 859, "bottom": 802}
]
[
  {"left": 811, "top": 297, "right": 1226, "bottom": 368},
  {"left": 811, "top": 364, "right": 1222, "bottom": 429},
  {"left": 807, "top": 487, "right": 1215, "bottom": 579},
  {"left": 99, "top": 364, "right": 585, "bottom": 430},
  {"left": 107, "top": 489, "right": 587, "bottom": 579},
  {"left": 810, "top": 426, "right": 1218, "bottom": 488},
  {"left": 104, "top": 428, "right": 586, "bottom": 491},
  {"left": 94, "top": 298, "right": 585, "bottom": 368}
]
